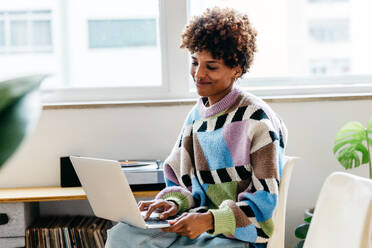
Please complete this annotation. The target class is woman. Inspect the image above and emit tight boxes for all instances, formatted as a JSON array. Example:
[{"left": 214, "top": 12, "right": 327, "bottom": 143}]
[{"left": 106, "top": 7, "right": 287, "bottom": 248}]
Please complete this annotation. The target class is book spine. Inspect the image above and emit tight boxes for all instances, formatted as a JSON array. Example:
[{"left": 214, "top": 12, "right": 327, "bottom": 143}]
[{"left": 26, "top": 216, "right": 112, "bottom": 248}]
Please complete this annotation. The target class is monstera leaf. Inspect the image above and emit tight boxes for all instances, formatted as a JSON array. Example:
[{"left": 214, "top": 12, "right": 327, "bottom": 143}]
[
  {"left": 0, "top": 75, "right": 48, "bottom": 168},
  {"left": 333, "top": 120, "right": 372, "bottom": 178}
]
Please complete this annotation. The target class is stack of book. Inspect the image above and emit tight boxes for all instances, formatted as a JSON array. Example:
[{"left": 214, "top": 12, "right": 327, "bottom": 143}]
[{"left": 25, "top": 216, "right": 113, "bottom": 248}]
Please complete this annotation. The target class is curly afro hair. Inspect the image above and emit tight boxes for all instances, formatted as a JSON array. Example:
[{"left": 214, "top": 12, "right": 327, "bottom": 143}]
[{"left": 180, "top": 7, "right": 257, "bottom": 76}]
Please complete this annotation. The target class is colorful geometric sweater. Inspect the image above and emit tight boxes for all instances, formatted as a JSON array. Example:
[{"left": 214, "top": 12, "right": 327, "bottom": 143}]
[{"left": 155, "top": 87, "right": 287, "bottom": 247}]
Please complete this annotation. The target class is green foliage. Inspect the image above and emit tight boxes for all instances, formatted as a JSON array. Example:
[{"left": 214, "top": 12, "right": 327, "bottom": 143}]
[
  {"left": 295, "top": 240, "right": 304, "bottom": 248},
  {"left": 0, "top": 75, "right": 47, "bottom": 168},
  {"left": 294, "top": 216, "right": 312, "bottom": 248},
  {"left": 304, "top": 216, "right": 312, "bottom": 223},
  {"left": 294, "top": 223, "right": 309, "bottom": 239},
  {"left": 333, "top": 119, "right": 372, "bottom": 178}
]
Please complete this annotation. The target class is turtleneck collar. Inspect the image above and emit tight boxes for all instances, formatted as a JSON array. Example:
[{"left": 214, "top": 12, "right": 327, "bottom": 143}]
[{"left": 197, "top": 87, "right": 241, "bottom": 118}]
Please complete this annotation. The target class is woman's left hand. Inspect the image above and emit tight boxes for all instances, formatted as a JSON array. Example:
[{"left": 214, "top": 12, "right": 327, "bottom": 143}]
[{"left": 162, "top": 212, "right": 214, "bottom": 239}]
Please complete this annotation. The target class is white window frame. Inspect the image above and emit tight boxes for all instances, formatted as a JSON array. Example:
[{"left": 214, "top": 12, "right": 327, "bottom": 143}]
[
  {"left": 42, "top": 0, "right": 196, "bottom": 103},
  {"left": 0, "top": 16, "right": 5, "bottom": 48},
  {"left": 41, "top": 0, "right": 372, "bottom": 104},
  {"left": 0, "top": 10, "right": 53, "bottom": 54}
]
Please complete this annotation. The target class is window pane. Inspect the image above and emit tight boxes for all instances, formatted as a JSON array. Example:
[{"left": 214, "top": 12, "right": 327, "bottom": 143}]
[
  {"left": 10, "top": 20, "right": 28, "bottom": 46},
  {"left": 32, "top": 20, "right": 52, "bottom": 46},
  {"left": 310, "top": 58, "right": 350, "bottom": 75},
  {"left": 67, "top": 0, "right": 161, "bottom": 88},
  {"left": 0, "top": 1, "right": 161, "bottom": 90},
  {"left": 189, "top": 0, "right": 372, "bottom": 79},
  {"left": 8, "top": 11, "right": 27, "bottom": 15},
  {"left": 0, "top": 21, "right": 5, "bottom": 47},
  {"left": 31, "top": 10, "right": 52, "bottom": 14},
  {"left": 0, "top": 8, "right": 60, "bottom": 89},
  {"left": 88, "top": 19, "right": 157, "bottom": 48},
  {"left": 308, "top": 19, "right": 349, "bottom": 43}
]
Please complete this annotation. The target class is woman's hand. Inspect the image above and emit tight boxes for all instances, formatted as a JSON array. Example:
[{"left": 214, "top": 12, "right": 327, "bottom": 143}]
[
  {"left": 162, "top": 212, "right": 214, "bottom": 239},
  {"left": 138, "top": 199, "right": 178, "bottom": 220}
]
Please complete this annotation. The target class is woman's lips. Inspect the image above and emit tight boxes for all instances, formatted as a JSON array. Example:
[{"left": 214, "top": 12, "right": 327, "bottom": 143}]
[{"left": 196, "top": 81, "right": 212, "bottom": 87}]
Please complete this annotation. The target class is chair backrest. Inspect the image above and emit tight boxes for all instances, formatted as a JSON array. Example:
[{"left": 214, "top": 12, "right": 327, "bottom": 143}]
[
  {"left": 267, "top": 156, "right": 297, "bottom": 248},
  {"left": 304, "top": 172, "right": 372, "bottom": 248}
]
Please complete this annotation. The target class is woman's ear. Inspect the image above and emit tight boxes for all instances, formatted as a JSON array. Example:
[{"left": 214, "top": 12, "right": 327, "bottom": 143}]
[{"left": 234, "top": 67, "right": 242, "bottom": 79}]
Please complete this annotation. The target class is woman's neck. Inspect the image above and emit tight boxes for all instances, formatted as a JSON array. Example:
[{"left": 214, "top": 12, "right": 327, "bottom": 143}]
[{"left": 207, "top": 86, "right": 233, "bottom": 106}]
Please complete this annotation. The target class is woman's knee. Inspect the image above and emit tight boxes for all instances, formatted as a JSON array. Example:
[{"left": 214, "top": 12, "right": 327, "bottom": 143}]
[
  {"left": 106, "top": 222, "right": 135, "bottom": 247},
  {"left": 105, "top": 222, "right": 170, "bottom": 248}
]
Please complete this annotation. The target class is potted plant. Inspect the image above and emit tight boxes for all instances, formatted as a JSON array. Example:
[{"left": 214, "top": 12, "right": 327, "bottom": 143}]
[
  {"left": 333, "top": 119, "right": 372, "bottom": 178},
  {"left": 0, "top": 74, "right": 47, "bottom": 225},
  {"left": 294, "top": 119, "right": 372, "bottom": 247},
  {"left": 294, "top": 216, "right": 312, "bottom": 248}
]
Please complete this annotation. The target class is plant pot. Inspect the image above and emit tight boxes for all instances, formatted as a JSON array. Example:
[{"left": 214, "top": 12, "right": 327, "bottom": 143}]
[{"left": 304, "top": 207, "right": 314, "bottom": 219}]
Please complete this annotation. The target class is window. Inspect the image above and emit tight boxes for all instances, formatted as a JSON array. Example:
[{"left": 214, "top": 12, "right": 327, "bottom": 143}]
[
  {"left": 189, "top": 0, "right": 372, "bottom": 96},
  {"left": 10, "top": 20, "right": 28, "bottom": 46},
  {"left": 308, "top": 19, "right": 349, "bottom": 43},
  {"left": 0, "top": 10, "right": 52, "bottom": 53},
  {"left": 0, "top": 19, "right": 5, "bottom": 47},
  {"left": 0, "top": 8, "right": 56, "bottom": 83},
  {"left": 1, "top": 0, "right": 372, "bottom": 103},
  {"left": 88, "top": 19, "right": 157, "bottom": 48},
  {"left": 59, "top": 0, "right": 162, "bottom": 89},
  {"left": 0, "top": 0, "right": 166, "bottom": 94},
  {"left": 32, "top": 20, "right": 52, "bottom": 47},
  {"left": 310, "top": 58, "right": 350, "bottom": 75}
]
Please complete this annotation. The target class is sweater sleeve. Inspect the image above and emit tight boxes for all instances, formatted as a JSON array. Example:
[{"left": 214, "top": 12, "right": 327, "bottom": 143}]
[
  {"left": 154, "top": 118, "right": 197, "bottom": 213},
  {"left": 155, "top": 162, "right": 196, "bottom": 213},
  {"left": 209, "top": 120, "right": 285, "bottom": 244}
]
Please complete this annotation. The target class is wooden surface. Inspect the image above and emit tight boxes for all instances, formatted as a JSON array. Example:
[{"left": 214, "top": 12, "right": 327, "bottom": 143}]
[{"left": 0, "top": 186, "right": 159, "bottom": 203}]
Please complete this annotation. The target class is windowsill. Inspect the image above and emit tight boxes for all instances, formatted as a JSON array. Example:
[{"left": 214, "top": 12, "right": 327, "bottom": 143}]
[{"left": 42, "top": 92, "right": 372, "bottom": 110}]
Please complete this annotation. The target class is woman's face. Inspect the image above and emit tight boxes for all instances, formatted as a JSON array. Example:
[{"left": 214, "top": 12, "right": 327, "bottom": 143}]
[{"left": 190, "top": 50, "right": 241, "bottom": 105}]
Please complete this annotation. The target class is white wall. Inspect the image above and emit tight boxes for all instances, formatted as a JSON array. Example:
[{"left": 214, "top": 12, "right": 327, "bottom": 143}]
[{"left": 1, "top": 97, "right": 371, "bottom": 247}]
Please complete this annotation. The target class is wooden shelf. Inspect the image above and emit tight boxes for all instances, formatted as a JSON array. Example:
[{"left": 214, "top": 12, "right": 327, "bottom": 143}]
[{"left": 0, "top": 186, "right": 159, "bottom": 203}]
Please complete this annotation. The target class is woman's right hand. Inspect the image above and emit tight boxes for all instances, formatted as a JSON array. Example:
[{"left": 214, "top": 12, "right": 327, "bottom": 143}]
[{"left": 138, "top": 199, "right": 178, "bottom": 221}]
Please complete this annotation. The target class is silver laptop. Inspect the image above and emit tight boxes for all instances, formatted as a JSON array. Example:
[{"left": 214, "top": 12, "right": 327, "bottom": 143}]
[{"left": 69, "top": 156, "right": 170, "bottom": 229}]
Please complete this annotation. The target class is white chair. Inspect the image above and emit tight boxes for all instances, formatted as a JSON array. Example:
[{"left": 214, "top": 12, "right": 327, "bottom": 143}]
[
  {"left": 267, "top": 156, "right": 297, "bottom": 248},
  {"left": 303, "top": 172, "right": 372, "bottom": 248}
]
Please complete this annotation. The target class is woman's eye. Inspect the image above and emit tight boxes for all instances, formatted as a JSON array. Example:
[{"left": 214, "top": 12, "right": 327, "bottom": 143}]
[
  {"left": 207, "top": 66, "right": 217, "bottom": 70},
  {"left": 192, "top": 62, "right": 198, "bottom": 66}
]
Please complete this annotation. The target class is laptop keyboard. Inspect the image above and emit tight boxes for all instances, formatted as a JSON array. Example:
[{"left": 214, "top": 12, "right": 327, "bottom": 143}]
[{"left": 144, "top": 216, "right": 169, "bottom": 225}]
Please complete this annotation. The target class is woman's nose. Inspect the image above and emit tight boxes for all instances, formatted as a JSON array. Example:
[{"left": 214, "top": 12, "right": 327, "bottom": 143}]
[{"left": 194, "top": 66, "right": 206, "bottom": 81}]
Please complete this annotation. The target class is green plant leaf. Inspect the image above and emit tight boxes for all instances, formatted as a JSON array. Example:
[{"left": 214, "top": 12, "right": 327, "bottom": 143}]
[
  {"left": 334, "top": 119, "right": 372, "bottom": 171},
  {"left": 355, "top": 143, "right": 370, "bottom": 164},
  {"left": 336, "top": 122, "right": 364, "bottom": 136},
  {"left": 0, "top": 75, "right": 47, "bottom": 168},
  {"left": 295, "top": 240, "right": 305, "bottom": 248},
  {"left": 295, "top": 223, "right": 310, "bottom": 239},
  {"left": 337, "top": 145, "right": 353, "bottom": 158},
  {"left": 351, "top": 152, "right": 361, "bottom": 168},
  {"left": 337, "top": 146, "right": 356, "bottom": 169},
  {"left": 334, "top": 134, "right": 352, "bottom": 143},
  {"left": 0, "top": 90, "right": 42, "bottom": 168},
  {"left": 0, "top": 75, "right": 47, "bottom": 113},
  {"left": 335, "top": 133, "right": 365, "bottom": 145},
  {"left": 334, "top": 133, "right": 365, "bottom": 145},
  {"left": 333, "top": 139, "right": 359, "bottom": 154}
]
